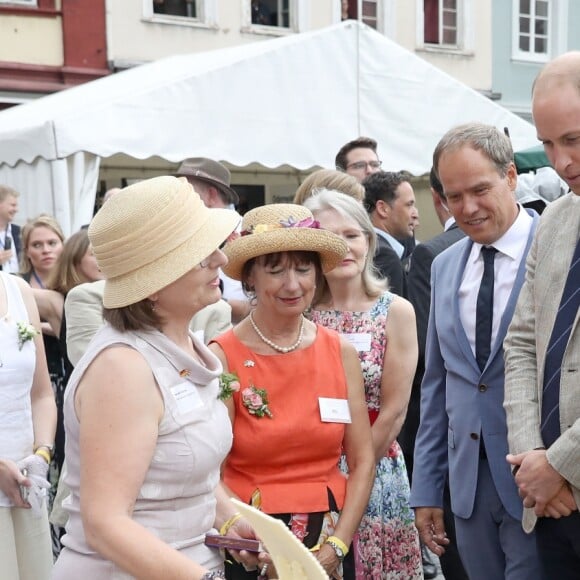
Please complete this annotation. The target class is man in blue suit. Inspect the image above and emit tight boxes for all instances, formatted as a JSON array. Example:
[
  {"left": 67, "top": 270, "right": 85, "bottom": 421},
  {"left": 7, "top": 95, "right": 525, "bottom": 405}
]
[{"left": 410, "top": 123, "right": 540, "bottom": 579}]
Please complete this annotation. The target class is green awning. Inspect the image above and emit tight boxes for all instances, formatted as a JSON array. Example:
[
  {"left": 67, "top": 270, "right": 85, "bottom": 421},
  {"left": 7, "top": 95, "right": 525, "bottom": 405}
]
[{"left": 514, "top": 145, "right": 551, "bottom": 174}]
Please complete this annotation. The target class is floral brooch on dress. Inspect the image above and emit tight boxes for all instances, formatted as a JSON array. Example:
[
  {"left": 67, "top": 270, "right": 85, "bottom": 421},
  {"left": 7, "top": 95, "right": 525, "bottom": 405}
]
[
  {"left": 217, "top": 370, "right": 273, "bottom": 419},
  {"left": 16, "top": 322, "right": 39, "bottom": 350},
  {"left": 218, "top": 372, "right": 241, "bottom": 400}
]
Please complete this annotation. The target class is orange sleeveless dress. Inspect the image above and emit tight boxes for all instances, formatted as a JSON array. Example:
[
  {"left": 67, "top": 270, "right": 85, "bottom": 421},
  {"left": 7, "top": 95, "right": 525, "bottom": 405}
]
[{"left": 213, "top": 325, "right": 348, "bottom": 514}]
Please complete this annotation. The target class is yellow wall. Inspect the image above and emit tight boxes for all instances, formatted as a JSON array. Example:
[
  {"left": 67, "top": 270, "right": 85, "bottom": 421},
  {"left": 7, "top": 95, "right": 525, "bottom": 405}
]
[{"left": 0, "top": 14, "right": 63, "bottom": 66}]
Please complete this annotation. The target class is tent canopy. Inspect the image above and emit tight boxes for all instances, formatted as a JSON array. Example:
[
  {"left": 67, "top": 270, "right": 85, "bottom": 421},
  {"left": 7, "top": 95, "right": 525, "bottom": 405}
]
[{"left": 0, "top": 20, "right": 540, "bottom": 230}]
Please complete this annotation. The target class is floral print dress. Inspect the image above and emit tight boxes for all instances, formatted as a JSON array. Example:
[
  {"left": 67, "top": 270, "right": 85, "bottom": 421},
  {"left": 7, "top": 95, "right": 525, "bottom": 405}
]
[{"left": 309, "top": 292, "right": 422, "bottom": 579}]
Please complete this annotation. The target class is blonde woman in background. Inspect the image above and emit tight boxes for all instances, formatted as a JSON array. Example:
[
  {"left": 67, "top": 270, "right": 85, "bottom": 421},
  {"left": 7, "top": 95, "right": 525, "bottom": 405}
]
[
  {"left": 304, "top": 190, "right": 422, "bottom": 579},
  {"left": 20, "top": 215, "right": 65, "bottom": 291},
  {"left": 293, "top": 169, "right": 365, "bottom": 205}
]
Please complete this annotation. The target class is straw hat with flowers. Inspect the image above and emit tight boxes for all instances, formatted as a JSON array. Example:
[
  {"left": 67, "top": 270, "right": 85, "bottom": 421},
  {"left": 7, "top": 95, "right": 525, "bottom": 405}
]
[{"left": 222, "top": 204, "right": 347, "bottom": 281}]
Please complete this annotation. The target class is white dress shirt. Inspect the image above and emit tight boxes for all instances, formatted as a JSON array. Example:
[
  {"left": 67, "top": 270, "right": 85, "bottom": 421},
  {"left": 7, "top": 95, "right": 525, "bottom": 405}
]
[
  {"left": 0, "top": 224, "right": 20, "bottom": 274},
  {"left": 458, "top": 206, "right": 533, "bottom": 358}
]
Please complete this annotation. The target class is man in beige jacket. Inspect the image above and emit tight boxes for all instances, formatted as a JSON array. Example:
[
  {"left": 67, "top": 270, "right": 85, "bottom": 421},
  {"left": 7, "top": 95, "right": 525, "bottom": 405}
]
[
  {"left": 504, "top": 52, "right": 580, "bottom": 578},
  {"left": 64, "top": 279, "right": 232, "bottom": 366}
]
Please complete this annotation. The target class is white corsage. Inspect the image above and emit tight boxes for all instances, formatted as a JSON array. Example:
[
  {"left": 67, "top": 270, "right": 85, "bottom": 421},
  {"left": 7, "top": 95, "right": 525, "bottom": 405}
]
[{"left": 16, "top": 321, "right": 39, "bottom": 350}]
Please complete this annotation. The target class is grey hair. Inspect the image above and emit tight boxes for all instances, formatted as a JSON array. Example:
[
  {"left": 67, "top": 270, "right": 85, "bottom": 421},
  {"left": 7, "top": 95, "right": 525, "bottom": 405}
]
[
  {"left": 303, "top": 189, "right": 387, "bottom": 304},
  {"left": 433, "top": 123, "right": 514, "bottom": 180}
]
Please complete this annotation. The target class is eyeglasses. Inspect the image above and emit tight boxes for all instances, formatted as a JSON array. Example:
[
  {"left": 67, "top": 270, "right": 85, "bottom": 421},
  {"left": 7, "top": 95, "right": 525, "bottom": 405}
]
[
  {"left": 199, "top": 257, "right": 210, "bottom": 268},
  {"left": 346, "top": 160, "right": 382, "bottom": 171}
]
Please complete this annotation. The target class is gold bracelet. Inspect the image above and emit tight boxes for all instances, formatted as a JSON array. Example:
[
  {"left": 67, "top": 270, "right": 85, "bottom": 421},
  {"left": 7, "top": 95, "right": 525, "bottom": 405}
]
[
  {"left": 325, "top": 535, "right": 349, "bottom": 556},
  {"left": 34, "top": 448, "right": 51, "bottom": 464},
  {"left": 219, "top": 513, "right": 242, "bottom": 536},
  {"left": 33, "top": 443, "right": 54, "bottom": 454}
]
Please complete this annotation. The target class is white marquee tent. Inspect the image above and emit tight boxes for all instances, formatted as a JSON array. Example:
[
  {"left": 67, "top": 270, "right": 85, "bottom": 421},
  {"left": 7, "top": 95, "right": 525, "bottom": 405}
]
[{"left": 0, "top": 20, "right": 540, "bottom": 233}]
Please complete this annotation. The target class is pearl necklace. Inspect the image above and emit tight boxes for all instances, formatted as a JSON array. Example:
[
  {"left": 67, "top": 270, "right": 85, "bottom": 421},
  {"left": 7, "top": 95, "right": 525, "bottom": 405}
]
[{"left": 249, "top": 311, "right": 305, "bottom": 354}]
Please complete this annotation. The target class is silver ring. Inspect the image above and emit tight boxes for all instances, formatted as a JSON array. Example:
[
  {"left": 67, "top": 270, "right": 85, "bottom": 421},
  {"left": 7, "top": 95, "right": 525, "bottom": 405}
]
[{"left": 260, "top": 563, "right": 269, "bottom": 576}]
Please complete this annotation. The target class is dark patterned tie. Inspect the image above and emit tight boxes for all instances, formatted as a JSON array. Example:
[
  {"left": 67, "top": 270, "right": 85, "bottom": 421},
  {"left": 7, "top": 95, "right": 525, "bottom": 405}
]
[
  {"left": 475, "top": 246, "right": 498, "bottom": 371},
  {"left": 541, "top": 237, "right": 580, "bottom": 448}
]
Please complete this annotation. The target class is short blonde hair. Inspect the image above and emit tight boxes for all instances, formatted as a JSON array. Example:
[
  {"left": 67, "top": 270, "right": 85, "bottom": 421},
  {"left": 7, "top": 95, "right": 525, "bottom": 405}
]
[
  {"left": 0, "top": 185, "right": 19, "bottom": 202},
  {"left": 293, "top": 169, "right": 365, "bottom": 205},
  {"left": 19, "top": 214, "right": 65, "bottom": 275}
]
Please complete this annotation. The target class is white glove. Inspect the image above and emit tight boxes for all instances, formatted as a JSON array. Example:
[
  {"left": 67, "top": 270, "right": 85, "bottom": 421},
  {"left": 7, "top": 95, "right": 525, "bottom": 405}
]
[
  {"left": 17, "top": 454, "right": 51, "bottom": 517},
  {"left": 17, "top": 453, "right": 50, "bottom": 478}
]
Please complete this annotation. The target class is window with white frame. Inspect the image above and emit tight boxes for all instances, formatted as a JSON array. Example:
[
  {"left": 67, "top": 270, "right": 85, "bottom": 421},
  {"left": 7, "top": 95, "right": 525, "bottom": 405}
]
[
  {"left": 513, "top": 0, "right": 550, "bottom": 61},
  {"left": 344, "top": 0, "right": 380, "bottom": 30},
  {"left": 250, "top": 0, "right": 291, "bottom": 28},
  {"left": 424, "top": 0, "right": 458, "bottom": 46},
  {"left": 152, "top": 0, "right": 197, "bottom": 18}
]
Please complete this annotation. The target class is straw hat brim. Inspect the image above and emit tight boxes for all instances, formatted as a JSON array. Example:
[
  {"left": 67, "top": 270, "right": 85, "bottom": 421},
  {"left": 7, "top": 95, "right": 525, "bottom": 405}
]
[
  {"left": 102, "top": 208, "right": 239, "bottom": 308},
  {"left": 222, "top": 228, "right": 348, "bottom": 281}
]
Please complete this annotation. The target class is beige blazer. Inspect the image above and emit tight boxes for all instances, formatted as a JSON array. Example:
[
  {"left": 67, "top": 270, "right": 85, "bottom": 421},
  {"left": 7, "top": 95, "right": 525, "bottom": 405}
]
[
  {"left": 504, "top": 192, "right": 580, "bottom": 532},
  {"left": 64, "top": 279, "right": 232, "bottom": 366}
]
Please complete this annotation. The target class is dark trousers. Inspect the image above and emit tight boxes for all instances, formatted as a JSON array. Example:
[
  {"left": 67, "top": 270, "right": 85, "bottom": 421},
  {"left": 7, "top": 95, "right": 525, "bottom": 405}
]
[
  {"left": 440, "top": 485, "right": 469, "bottom": 580},
  {"left": 536, "top": 511, "right": 580, "bottom": 580}
]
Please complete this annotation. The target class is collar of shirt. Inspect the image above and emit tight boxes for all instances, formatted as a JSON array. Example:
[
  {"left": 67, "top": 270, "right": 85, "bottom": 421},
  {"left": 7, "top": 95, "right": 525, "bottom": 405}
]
[
  {"left": 467, "top": 205, "right": 533, "bottom": 265},
  {"left": 374, "top": 227, "right": 405, "bottom": 259},
  {"left": 444, "top": 216, "right": 456, "bottom": 232}
]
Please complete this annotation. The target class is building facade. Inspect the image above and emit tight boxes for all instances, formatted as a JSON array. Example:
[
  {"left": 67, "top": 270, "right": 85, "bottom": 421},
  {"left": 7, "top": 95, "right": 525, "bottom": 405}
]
[
  {"left": 491, "top": 0, "right": 580, "bottom": 121},
  {"left": 0, "top": 0, "right": 109, "bottom": 109}
]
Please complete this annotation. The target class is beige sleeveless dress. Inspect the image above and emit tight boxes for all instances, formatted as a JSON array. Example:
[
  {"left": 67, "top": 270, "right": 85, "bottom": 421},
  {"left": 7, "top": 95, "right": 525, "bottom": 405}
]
[{"left": 51, "top": 324, "right": 232, "bottom": 579}]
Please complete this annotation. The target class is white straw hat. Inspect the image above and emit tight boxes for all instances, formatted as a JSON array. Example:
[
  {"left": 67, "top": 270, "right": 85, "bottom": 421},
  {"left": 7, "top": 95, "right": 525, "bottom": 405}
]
[
  {"left": 222, "top": 204, "right": 347, "bottom": 281},
  {"left": 89, "top": 175, "right": 239, "bottom": 308}
]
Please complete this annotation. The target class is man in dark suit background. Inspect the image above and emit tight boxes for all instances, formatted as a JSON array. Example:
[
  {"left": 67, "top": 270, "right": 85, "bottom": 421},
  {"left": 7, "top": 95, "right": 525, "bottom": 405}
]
[
  {"left": 363, "top": 171, "right": 418, "bottom": 297},
  {"left": 401, "top": 167, "right": 467, "bottom": 580}
]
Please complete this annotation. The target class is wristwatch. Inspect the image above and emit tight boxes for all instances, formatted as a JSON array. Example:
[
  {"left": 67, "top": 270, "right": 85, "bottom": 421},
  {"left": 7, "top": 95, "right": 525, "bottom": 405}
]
[{"left": 325, "top": 538, "right": 346, "bottom": 562}]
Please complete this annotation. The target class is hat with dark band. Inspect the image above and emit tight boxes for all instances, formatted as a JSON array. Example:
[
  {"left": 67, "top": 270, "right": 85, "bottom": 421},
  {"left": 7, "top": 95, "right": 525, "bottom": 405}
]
[{"left": 176, "top": 157, "right": 239, "bottom": 205}]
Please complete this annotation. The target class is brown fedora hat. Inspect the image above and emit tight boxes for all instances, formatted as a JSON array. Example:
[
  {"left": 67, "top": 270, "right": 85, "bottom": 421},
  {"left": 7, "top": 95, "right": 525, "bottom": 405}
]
[{"left": 176, "top": 157, "right": 239, "bottom": 205}]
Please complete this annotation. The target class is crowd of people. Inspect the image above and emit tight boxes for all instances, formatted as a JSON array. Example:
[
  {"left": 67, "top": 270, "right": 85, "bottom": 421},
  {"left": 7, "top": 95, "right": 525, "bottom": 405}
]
[{"left": 0, "top": 51, "right": 578, "bottom": 580}]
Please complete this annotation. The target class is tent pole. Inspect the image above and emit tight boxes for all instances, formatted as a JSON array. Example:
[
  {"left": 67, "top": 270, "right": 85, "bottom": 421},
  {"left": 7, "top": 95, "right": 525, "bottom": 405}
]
[{"left": 356, "top": 7, "right": 362, "bottom": 135}]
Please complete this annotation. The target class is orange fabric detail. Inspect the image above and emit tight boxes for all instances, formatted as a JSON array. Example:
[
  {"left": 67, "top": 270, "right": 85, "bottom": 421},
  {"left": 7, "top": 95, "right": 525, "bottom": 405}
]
[{"left": 213, "top": 325, "right": 348, "bottom": 514}]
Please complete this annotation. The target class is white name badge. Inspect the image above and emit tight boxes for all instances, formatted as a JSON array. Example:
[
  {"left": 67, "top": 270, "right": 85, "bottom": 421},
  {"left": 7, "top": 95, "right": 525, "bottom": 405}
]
[
  {"left": 170, "top": 382, "right": 203, "bottom": 414},
  {"left": 319, "top": 397, "right": 352, "bottom": 424},
  {"left": 342, "top": 332, "right": 372, "bottom": 352}
]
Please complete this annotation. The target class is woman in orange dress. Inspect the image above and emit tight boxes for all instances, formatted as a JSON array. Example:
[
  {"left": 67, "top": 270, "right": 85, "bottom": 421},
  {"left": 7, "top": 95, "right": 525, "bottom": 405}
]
[{"left": 210, "top": 204, "right": 375, "bottom": 580}]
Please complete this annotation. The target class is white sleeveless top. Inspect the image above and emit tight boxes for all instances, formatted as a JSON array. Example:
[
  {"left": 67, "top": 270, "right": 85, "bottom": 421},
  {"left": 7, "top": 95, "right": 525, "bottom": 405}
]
[
  {"left": 0, "top": 272, "right": 36, "bottom": 507},
  {"left": 55, "top": 323, "right": 232, "bottom": 578}
]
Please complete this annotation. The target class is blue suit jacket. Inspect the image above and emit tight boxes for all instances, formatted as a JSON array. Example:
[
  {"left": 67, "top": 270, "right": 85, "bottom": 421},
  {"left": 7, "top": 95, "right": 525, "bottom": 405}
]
[{"left": 410, "top": 209, "right": 539, "bottom": 521}]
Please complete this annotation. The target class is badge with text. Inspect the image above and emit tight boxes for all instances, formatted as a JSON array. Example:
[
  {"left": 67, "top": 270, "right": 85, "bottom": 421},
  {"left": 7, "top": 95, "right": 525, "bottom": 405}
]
[
  {"left": 170, "top": 382, "right": 203, "bottom": 414},
  {"left": 342, "top": 332, "right": 372, "bottom": 352},
  {"left": 319, "top": 397, "right": 352, "bottom": 424}
]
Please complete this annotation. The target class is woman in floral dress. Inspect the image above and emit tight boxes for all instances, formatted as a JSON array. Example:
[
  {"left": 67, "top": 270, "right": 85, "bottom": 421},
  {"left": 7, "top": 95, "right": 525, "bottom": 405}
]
[{"left": 305, "top": 190, "right": 423, "bottom": 579}]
